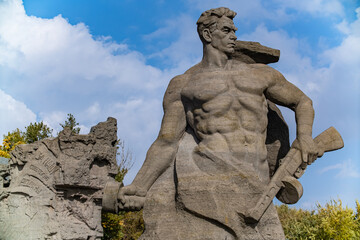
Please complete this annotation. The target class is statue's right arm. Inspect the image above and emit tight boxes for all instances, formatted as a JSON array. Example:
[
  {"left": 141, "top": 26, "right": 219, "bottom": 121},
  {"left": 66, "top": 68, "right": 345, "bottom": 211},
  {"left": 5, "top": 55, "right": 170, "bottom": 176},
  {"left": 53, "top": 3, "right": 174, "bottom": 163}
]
[{"left": 118, "top": 75, "right": 188, "bottom": 210}]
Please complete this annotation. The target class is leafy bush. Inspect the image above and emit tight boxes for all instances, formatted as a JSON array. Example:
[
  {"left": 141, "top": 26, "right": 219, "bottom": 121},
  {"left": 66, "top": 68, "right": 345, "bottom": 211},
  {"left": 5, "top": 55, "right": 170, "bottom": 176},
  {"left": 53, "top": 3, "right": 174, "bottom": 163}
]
[
  {"left": 102, "top": 210, "right": 144, "bottom": 240},
  {"left": 0, "top": 129, "right": 26, "bottom": 158},
  {"left": 276, "top": 199, "right": 360, "bottom": 240},
  {"left": 277, "top": 204, "right": 320, "bottom": 239},
  {"left": 60, "top": 113, "right": 81, "bottom": 134},
  {"left": 25, "top": 121, "right": 53, "bottom": 143},
  {"left": 0, "top": 122, "right": 52, "bottom": 158},
  {"left": 316, "top": 199, "right": 360, "bottom": 239}
]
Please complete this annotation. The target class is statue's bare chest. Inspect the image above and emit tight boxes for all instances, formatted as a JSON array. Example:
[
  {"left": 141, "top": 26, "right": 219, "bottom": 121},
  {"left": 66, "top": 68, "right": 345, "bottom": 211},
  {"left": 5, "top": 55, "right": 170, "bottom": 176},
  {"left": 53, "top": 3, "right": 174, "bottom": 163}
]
[{"left": 181, "top": 70, "right": 268, "bottom": 103}]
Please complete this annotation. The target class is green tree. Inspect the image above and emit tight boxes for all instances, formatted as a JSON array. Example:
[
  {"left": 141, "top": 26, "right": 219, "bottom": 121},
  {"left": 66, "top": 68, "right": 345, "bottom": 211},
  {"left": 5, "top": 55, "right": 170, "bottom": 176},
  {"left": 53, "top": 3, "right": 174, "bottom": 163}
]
[
  {"left": 0, "top": 129, "right": 26, "bottom": 158},
  {"left": 316, "top": 199, "right": 360, "bottom": 239},
  {"left": 276, "top": 204, "right": 320, "bottom": 239},
  {"left": 60, "top": 113, "right": 81, "bottom": 134},
  {"left": 24, "top": 121, "right": 53, "bottom": 143},
  {"left": 276, "top": 199, "right": 360, "bottom": 240},
  {"left": 0, "top": 121, "right": 53, "bottom": 158}
]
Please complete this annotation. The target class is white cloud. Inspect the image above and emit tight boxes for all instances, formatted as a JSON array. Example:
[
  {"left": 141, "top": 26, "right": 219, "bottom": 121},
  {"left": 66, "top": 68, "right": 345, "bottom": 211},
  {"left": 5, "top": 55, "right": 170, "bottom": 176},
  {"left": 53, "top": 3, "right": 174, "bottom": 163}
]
[
  {"left": 0, "top": 0, "right": 170, "bottom": 115},
  {"left": 322, "top": 8, "right": 360, "bottom": 70},
  {"left": 39, "top": 111, "right": 67, "bottom": 134},
  {"left": 40, "top": 110, "right": 97, "bottom": 135},
  {"left": 188, "top": 0, "right": 344, "bottom": 27},
  {"left": 189, "top": 0, "right": 293, "bottom": 26},
  {"left": 0, "top": 89, "right": 36, "bottom": 141},
  {"left": 314, "top": 7, "right": 360, "bottom": 140},
  {"left": 319, "top": 158, "right": 360, "bottom": 178},
  {"left": 145, "top": 14, "right": 202, "bottom": 73},
  {"left": 111, "top": 98, "right": 164, "bottom": 184},
  {"left": 84, "top": 102, "right": 101, "bottom": 120},
  {"left": 78, "top": 125, "right": 90, "bottom": 134},
  {"left": 336, "top": 20, "right": 351, "bottom": 35},
  {"left": 0, "top": 0, "right": 174, "bottom": 167},
  {"left": 273, "top": 0, "right": 344, "bottom": 17}
]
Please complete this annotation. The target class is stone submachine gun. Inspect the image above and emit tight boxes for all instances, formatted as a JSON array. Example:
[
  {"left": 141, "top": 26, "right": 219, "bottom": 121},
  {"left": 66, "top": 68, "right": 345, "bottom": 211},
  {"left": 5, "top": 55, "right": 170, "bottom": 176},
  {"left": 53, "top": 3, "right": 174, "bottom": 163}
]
[{"left": 245, "top": 127, "right": 344, "bottom": 223}]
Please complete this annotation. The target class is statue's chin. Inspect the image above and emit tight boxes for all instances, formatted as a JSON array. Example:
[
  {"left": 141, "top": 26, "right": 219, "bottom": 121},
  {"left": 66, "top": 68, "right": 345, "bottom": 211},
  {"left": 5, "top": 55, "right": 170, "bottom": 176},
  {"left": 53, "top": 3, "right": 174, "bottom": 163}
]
[{"left": 225, "top": 49, "right": 235, "bottom": 57}]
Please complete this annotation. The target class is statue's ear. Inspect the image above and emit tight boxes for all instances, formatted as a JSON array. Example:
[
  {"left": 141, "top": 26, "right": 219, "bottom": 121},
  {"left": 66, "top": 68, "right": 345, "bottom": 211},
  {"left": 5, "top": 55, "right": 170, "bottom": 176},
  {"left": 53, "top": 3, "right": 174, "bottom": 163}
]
[{"left": 202, "top": 29, "right": 212, "bottom": 43}]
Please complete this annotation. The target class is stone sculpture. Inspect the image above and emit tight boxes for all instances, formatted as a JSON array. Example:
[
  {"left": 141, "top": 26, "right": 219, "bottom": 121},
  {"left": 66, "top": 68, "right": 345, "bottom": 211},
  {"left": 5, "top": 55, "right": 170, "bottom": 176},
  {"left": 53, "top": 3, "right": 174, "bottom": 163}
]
[
  {"left": 101, "top": 7, "right": 344, "bottom": 240},
  {"left": 0, "top": 118, "right": 118, "bottom": 240}
]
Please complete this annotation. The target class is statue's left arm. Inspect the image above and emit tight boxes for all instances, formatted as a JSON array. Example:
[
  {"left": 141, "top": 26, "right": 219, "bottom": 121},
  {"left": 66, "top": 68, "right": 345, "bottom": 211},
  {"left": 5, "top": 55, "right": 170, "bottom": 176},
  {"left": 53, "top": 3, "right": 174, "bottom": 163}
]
[
  {"left": 117, "top": 75, "right": 188, "bottom": 210},
  {"left": 264, "top": 67, "right": 319, "bottom": 165}
]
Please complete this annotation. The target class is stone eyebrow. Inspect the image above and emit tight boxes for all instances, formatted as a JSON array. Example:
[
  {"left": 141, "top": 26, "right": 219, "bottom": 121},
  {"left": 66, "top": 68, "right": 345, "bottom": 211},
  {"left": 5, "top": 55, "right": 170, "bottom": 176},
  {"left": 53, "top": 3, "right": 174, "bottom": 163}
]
[{"left": 222, "top": 25, "right": 237, "bottom": 32}]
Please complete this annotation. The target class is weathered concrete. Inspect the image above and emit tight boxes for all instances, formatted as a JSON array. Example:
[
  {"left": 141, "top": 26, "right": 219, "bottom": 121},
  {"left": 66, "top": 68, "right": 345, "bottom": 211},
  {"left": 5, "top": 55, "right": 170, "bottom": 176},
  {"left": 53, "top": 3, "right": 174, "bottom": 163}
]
[
  {"left": 233, "top": 40, "right": 280, "bottom": 64},
  {"left": 0, "top": 117, "right": 118, "bottom": 240},
  {"left": 0, "top": 157, "right": 9, "bottom": 191}
]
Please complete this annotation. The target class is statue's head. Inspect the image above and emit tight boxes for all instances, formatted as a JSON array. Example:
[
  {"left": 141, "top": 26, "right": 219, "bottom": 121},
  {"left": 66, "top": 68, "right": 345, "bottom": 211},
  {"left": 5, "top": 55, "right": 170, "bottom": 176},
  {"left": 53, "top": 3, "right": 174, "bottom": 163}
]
[{"left": 197, "top": 7, "right": 238, "bottom": 54}]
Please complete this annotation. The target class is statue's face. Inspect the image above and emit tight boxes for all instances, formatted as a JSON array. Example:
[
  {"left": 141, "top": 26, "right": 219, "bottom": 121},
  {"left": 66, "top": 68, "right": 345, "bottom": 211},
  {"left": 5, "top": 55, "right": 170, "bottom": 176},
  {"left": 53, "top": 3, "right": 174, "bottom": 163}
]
[{"left": 209, "top": 17, "right": 237, "bottom": 54}]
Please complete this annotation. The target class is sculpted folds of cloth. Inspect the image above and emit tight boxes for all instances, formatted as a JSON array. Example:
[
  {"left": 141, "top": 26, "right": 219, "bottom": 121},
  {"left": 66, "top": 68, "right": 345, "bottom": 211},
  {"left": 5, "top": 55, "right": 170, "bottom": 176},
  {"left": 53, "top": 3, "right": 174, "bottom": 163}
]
[{"left": 103, "top": 7, "right": 344, "bottom": 240}]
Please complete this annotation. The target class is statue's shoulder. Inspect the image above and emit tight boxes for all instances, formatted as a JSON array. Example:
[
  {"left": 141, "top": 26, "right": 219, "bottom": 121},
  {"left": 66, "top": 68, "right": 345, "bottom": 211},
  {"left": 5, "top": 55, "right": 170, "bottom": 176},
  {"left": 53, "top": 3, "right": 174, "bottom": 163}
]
[
  {"left": 166, "top": 63, "right": 201, "bottom": 92},
  {"left": 184, "top": 63, "right": 202, "bottom": 74},
  {"left": 164, "top": 72, "right": 191, "bottom": 105},
  {"left": 231, "top": 60, "right": 282, "bottom": 82},
  {"left": 167, "top": 73, "right": 190, "bottom": 91},
  {"left": 248, "top": 63, "right": 283, "bottom": 77}
]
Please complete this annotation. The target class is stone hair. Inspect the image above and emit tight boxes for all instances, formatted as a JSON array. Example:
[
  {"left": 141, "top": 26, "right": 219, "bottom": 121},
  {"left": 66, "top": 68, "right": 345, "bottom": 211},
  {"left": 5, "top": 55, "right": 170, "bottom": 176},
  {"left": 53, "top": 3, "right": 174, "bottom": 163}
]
[{"left": 196, "top": 7, "right": 237, "bottom": 42}]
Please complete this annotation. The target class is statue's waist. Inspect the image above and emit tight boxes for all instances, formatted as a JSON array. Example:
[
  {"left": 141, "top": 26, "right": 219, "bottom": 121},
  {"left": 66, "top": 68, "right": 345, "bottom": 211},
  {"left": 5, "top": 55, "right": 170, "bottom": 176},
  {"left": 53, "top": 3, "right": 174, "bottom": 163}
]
[
  {"left": 195, "top": 139, "right": 268, "bottom": 160},
  {"left": 193, "top": 118, "right": 268, "bottom": 134},
  {"left": 194, "top": 142, "right": 268, "bottom": 170}
]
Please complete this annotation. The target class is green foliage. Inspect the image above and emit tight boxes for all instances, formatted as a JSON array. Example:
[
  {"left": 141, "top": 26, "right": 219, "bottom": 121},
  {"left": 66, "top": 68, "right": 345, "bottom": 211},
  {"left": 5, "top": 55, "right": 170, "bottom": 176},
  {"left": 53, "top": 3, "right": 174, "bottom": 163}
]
[
  {"left": 60, "top": 113, "right": 81, "bottom": 134},
  {"left": 0, "top": 122, "right": 53, "bottom": 158},
  {"left": 102, "top": 212, "right": 124, "bottom": 239},
  {"left": 118, "top": 210, "right": 144, "bottom": 240},
  {"left": 115, "top": 167, "right": 128, "bottom": 184},
  {"left": 102, "top": 210, "right": 144, "bottom": 240},
  {"left": 0, "top": 129, "right": 26, "bottom": 158},
  {"left": 277, "top": 204, "right": 320, "bottom": 239},
  {"left": 25, "top": 121, "right": 53, "bottom": 143},
  {"left": 316, "top": 199, "right": 360, "bottom": 239},
  {"left": 276, "top": 199, "right": 360, "bottom": 240}
]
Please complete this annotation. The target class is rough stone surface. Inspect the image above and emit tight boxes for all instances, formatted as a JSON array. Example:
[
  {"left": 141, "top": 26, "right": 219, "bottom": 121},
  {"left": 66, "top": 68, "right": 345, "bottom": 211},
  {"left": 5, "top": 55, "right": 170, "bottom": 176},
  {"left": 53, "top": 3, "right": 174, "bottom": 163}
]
[
  {"left": 138, "top": 102, "right": 290, "bottom": 239},
  {"left": 113, "top": 7, "right": 319, "bottom": 239},
  {"left": 233, "top": 40, "right": 280, "bottom": 64},
  {"left": 0, "top": 158, "right": 9, "bottom": 190},
  {"left": 0, "top": 117, "right": 118, "bottom": 240},
  {"left": 141, "top": 129, "right": 286, "bottom": 240},
  {"left": 111, "top": 7, "right": 342, "bottom": 240}
]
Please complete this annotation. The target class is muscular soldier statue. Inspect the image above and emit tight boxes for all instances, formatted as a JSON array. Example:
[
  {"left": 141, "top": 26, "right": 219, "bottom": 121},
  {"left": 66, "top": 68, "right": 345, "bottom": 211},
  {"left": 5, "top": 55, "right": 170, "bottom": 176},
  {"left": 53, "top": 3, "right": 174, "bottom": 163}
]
[{"left": 115, "top": 7, "right": 324, "bottom": 239}]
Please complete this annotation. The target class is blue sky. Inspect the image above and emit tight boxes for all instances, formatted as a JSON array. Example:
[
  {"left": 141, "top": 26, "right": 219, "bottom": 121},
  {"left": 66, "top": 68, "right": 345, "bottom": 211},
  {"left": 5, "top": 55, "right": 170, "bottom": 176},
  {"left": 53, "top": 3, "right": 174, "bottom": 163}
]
[{"left": 0, "top": 0, "right": 359, "bottom": 210}]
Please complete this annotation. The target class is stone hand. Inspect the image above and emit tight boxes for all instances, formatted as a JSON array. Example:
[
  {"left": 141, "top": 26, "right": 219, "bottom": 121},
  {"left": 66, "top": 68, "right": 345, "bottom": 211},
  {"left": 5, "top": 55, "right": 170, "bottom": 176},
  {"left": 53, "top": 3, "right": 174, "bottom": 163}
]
[
  {"left": 292, "top": 135, "right": 319, "bottom": 169},
  {"left": 117, "top": 184, "right": 147, "bottom": 211}
]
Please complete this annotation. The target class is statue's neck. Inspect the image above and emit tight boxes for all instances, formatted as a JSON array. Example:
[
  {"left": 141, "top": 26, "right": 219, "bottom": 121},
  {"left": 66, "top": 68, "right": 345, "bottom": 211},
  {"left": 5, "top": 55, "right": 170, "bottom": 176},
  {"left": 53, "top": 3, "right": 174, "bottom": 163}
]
[{"left": 201, "top": 45, "right": 230, "bottom": 69}]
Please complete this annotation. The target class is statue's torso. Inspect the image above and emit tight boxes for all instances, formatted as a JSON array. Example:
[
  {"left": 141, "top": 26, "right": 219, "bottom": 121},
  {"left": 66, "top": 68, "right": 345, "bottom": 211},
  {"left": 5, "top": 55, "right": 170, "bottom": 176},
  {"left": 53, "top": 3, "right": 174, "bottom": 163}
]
[{"left": 181, "top": 62, "right": 273, "bottom": 178}]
